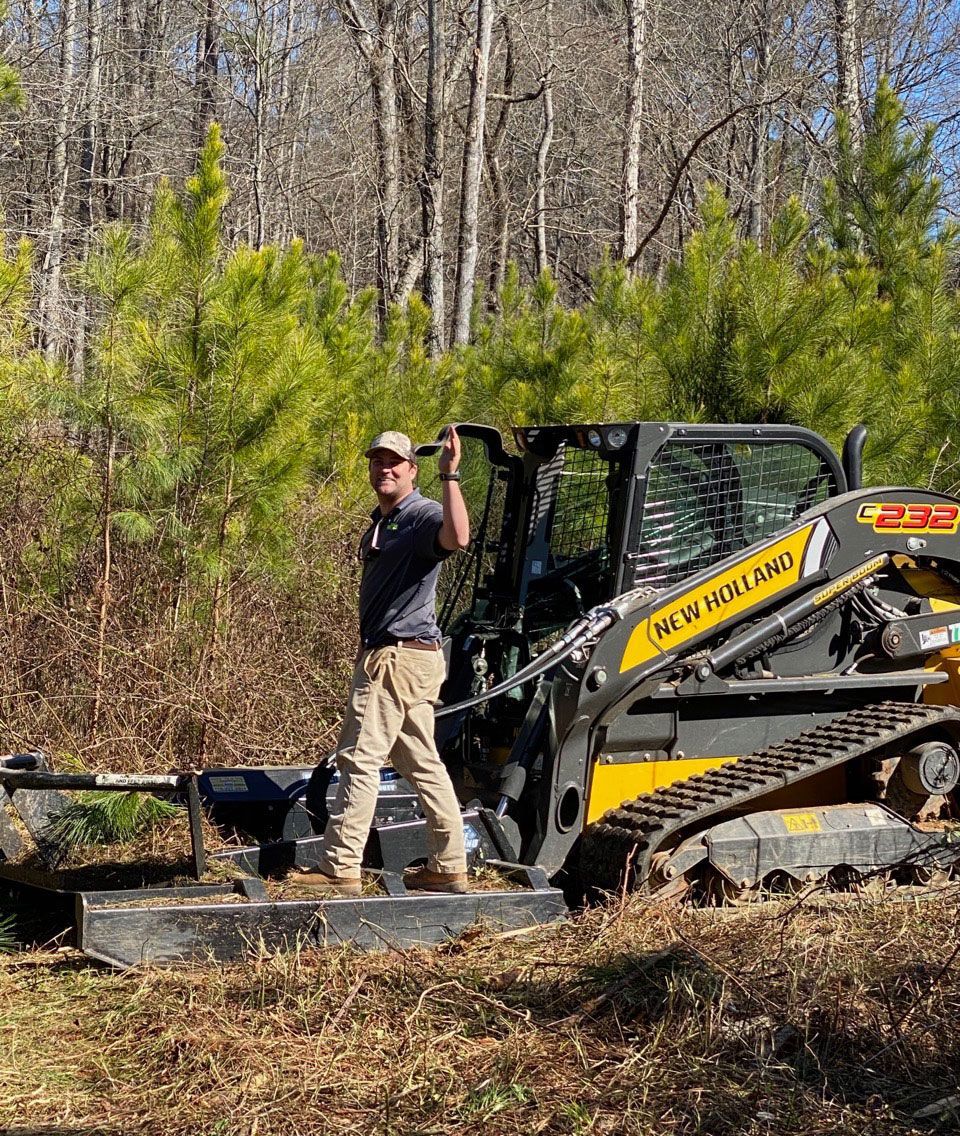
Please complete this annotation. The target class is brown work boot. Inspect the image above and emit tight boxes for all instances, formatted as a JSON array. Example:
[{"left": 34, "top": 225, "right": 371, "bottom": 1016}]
[
  {"left": 404, "top": 866, "right": 469, "bottom": 894},
  {"left": 292, "top": 867, "right": 362, "bottom": 897}
]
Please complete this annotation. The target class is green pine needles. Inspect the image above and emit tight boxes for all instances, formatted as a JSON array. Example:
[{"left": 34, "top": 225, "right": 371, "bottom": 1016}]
[
  {"left": 48, "top": 792, "right": 180, "bottom": 850},
  {"left": 0, "top": 912, "right": 14, "bottom": 953}
]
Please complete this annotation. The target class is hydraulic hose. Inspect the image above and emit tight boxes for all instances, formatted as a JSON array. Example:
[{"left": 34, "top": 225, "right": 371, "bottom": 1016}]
[
  {"left": 434, "top": 610, "right": 606, "bottom": 719},
  {"left": 435, "top": 583, "right": 659, "bottom": 720}
]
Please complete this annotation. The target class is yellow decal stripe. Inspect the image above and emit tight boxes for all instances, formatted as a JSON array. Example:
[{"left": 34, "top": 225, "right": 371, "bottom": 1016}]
[
  {"left": 619, "top": 525, "right": 815, "bottom": 673},
  {"left": 586, "top": 756, "right": 737, "bottom": 824}
]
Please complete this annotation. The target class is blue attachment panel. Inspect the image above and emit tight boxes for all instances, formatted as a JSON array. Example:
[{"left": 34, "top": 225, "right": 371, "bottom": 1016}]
[{"left": 198, "top": 765, "right": 401, "bottom": 803}]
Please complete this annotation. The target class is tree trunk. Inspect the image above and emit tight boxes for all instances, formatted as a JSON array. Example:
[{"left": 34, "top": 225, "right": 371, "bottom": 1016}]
[
  {"left": 835, "top": 0, "right": 861, "bottom": 146},
  {"left": 371, "top": 2, "right": 401, "bottom": 322},
  {"left": 276, "top": 0, "right": 296, "bottom": 243},
  {"left": 335, "top": 1, "right": 403, "bottom": 326},
  {"left": 534, "top": 0, "right": 555, "bottom": 277},
  {"left": 40, "top": 0, "right": 78, "bottom": 359},
  {"left": 79, "top": 0, "right": 102, "bottom": 230},
  {"left": 746, "top": 0, "right": 771, "bottom": 243},
  {"left": 452, "top": 0, "right": 494, "bottom": 346},
  {"left": 620, "top": 0, "right": 647, "bottom": 264},
  {"left": 127, "top": 0, "right": 163, "bottom": 225},
  {"left": 92, "top": 385, "right": 115, "bottom": 740},
  {"left": 195, "top": 0, "right": 219, "bottom": 146},
  {"left": 420, "top": 0, "right": 447, "bottom": 351},
  {"left": 486, "top": 12, "right": 515, "bottom": 307},
  {"left": 198, "top": 459, "right": 235, "bottom": 763},
  {"left": 252, "top": 0, "right": 272, "bottom": 249}
]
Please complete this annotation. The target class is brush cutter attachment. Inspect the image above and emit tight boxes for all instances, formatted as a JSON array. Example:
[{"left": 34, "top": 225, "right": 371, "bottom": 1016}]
[{"left": 0, "top": 756, "right": 566, "bottom": 968}]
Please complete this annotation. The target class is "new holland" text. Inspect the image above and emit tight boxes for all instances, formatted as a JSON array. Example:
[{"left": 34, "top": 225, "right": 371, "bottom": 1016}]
[{"left": 652, "top": 551, "right": 795, "bottom": 640}]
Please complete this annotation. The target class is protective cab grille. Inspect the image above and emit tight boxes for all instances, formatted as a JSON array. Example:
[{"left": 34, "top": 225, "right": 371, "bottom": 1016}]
[
  {"left": 629, "top": 440, "right": 839, "bottom": 588},
  {"left": 431, "top": 439, "right": 508, "bottom": 631},
  {"left": 550, "top": 445, "right": 610, "bottom": 561}
]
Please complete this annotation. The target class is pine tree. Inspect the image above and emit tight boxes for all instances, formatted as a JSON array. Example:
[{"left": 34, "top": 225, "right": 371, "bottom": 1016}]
[
  {"left": 820, "top": 80, "right": 960, "bottom": 485},
  {"left": 304, "top": 252, "right": 377, "bottom": 482},
  {"left": 115, "top": 128, "right": 328, "bottom": 757},
  {"left": 462, "top": 268, "right": 596, "bottom": 426},
  {"left": 823, "top": 79, "right": 949, "bottom": 302},
  {"left": 722, "top": 197, "right": 871, "bottom": 439},
  {"left": 583, "top": 260, "right": 667, "bottom": 422},
  {"left": 139, "top": 129, "right": 326, "bottom": 627},
  {"left": 44, "top": 224, "right": 177, "bottom": 734},
  {"left": 0, "top": 229, "right": 61, "bottom": 614},
  {"left": 647, "top": 187, "right": 739, "bottom": 422},
  {"left": 0, "top": 230, "right": 42, "bottom": 428}
]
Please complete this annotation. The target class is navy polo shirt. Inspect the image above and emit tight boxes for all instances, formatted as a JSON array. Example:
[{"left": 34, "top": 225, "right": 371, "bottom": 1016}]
[{"left": 358, "top": 489, "right": 452, "bottom": 648}]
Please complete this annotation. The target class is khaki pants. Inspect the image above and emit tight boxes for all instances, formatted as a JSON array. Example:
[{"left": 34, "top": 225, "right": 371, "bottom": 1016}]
[{"left": 317, "top": 645, "right": 466, "bottom": 877}]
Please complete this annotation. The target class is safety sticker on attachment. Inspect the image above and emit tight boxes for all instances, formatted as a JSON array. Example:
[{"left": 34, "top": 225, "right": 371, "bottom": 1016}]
[{"left": 207, "top": 775, "right": 249, "bottom": 794}]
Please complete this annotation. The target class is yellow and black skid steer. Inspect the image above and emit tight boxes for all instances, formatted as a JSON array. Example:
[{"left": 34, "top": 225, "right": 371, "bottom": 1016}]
[{"left": 3, "top": 421, "right": 960, "bottom": 964}]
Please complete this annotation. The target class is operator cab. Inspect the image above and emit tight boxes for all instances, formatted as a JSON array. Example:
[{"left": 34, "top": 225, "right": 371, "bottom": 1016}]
[
  {"left": 429, "top": 421, "right": 846, "bottom": 639},
  {"left": 426, "top": 421, "right": 849, "bottom": 813}
]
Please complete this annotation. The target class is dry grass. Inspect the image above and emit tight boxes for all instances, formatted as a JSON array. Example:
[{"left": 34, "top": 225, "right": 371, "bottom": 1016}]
[
  {"left": 1, "top": 894, "right": 959, "bottom": 1135},
  {"left": 0, "top": 500, "right": 362, "bottom": 772}
]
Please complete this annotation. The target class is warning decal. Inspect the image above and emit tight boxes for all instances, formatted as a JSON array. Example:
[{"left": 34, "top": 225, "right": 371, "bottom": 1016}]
[
  {"left": 783, "top": 813, "right": 821, "bottom": 834},
  {"left": 919, "top": 622, "right": 960, "bottom": 652},
  {"left": 619, "top": 524, "right": 816, "bottom": 672}
]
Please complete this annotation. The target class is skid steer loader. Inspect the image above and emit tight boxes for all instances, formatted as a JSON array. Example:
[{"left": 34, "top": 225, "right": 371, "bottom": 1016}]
[{"left": 3, "top": 420, "right": 960, "bottom": 965}]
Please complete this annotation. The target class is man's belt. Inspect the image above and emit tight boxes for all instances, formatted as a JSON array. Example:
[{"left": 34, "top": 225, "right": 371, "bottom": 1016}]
[{"left": 370, "top": 636, "right": 442, "bottom": 652}]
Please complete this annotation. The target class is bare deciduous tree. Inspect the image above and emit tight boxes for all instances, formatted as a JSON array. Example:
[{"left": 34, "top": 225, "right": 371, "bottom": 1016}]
[
  {"left": 620, "top": 0, "right": 647, "bottom": 265},
  {"left": 421, "top": 0, "right": 447, "bottom": 350},
  {"left": 835, "top": 0, "right": 862, "bottom": 144},
  {"left": 534, "top": 0, "right": 554, "bottom": 276},
  {"left": 5, "top": 0, "right": 960, "bottom": 350},
  {"left": 452, "top": 0, "right": 494, "bottom": 345},
  {"left": 195, "top": 0, "right": 220, "bottom": 145}
]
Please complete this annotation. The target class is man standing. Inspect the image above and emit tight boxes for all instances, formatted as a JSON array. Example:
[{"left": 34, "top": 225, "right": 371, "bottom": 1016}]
[{"left": 300, "top": 425, "right": 471, "bottom": 895}]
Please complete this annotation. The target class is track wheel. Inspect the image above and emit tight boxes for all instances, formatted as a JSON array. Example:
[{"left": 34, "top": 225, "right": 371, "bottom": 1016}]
[
  {"left": 648, "top": 851, "right": 691, "bottom": 902},
  {"left": 699, "top": 868, "right": 760, "bottom": 906},
  {"left": 872, "top": 740, "right": 960, "bottom": 822}
]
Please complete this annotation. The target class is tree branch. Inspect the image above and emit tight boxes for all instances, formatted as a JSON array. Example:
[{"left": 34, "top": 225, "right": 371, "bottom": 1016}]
[
  {"left": 629, "top": 91, "right": 792, "bottom": 268},
  {"left": 488, "top": 82, "right": 544, "bottom": 104},
  {"left": 333, "top": 0, "right": 375, "bottom": 61}
]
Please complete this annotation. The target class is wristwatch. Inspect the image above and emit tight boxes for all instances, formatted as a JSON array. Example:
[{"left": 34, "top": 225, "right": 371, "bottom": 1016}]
[{"left": 439, "top": 471, "right": 462, "bottom": 482}]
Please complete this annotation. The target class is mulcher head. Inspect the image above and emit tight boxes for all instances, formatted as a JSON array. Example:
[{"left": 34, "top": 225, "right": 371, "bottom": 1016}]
[{"left": 0, "top": 751, "right": 73, "bottom": 867}]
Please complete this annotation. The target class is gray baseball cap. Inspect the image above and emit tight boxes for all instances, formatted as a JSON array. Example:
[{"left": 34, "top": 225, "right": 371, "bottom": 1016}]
[{"left": 364, "top": 431, "right": 417, "bottom": 462}]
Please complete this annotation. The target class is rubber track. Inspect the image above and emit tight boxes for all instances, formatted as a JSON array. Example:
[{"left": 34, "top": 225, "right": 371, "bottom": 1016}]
[{"left": 580, "top": 701, "right": 960, "bottom": 894}]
